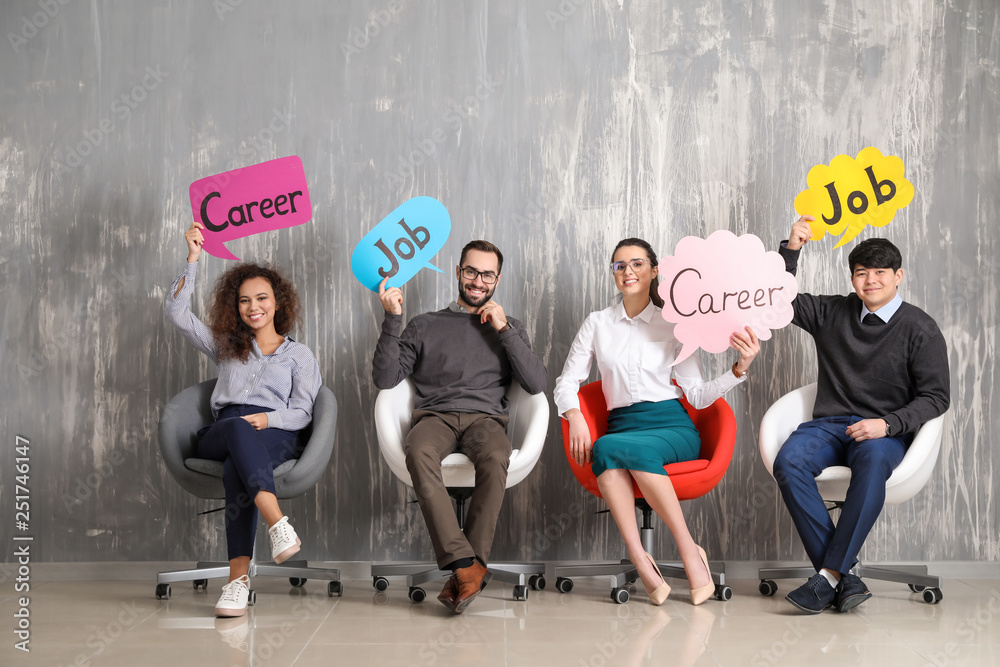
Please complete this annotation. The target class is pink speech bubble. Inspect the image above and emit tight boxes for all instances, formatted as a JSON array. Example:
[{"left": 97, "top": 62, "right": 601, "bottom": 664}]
[
  {"left": 189, "top": 156, "right": 312, "bottom": 260},
  {"left": 657, "top": 231, "right": 798, "bottom": 365}
]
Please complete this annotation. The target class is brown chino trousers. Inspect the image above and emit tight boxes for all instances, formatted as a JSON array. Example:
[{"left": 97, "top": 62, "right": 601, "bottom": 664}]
[{"left": 404, "top": 410, "right": 511, "bottom": 569}]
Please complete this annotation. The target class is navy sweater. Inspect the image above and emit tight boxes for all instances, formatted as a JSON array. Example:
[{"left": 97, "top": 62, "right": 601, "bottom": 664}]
[{"left": 780, "top": 245, "right": 950, "bottom": 435}]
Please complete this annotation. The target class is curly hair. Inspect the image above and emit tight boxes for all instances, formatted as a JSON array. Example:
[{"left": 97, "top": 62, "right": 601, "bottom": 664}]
[{"left": 208, "top": 263, "right": 302, "bottom": 362}]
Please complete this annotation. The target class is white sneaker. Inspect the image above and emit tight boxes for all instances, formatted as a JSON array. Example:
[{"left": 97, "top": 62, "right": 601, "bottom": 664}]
[
  {"left": 215, "top": 575, "right": 250, "bottom": 617},
  {"left": 215, "top": 616, "right": 249, "bottom": 651},
  {"left": 268, "top": 516, "right": 301, "bottom": 564}
]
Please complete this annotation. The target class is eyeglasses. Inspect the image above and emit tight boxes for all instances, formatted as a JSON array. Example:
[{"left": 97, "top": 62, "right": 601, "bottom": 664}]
[
  {"left": 460, "top": 266, "right": 499, "bottom": 284},
  {"left": 610, "top": 258, "right": 652, "bottom": 274}
]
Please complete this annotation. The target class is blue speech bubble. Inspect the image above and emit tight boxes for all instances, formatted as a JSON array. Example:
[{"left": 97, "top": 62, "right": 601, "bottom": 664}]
[{"left": 351, "top": 196, "right": 452, "bottom": 292}]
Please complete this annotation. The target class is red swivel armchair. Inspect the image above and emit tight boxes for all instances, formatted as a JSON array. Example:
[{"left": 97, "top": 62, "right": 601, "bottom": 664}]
[{"left": 553, "top": 380, "right": 738, "bottom": 603}]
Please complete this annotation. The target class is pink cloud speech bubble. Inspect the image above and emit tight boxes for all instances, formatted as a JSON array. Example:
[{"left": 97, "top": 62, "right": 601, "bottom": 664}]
[
  {"left": 657, "top": 230, "right": 798, "bottom": 365},
  {"left": 189, "top": 156, "right": 312, "bottom": 261}
]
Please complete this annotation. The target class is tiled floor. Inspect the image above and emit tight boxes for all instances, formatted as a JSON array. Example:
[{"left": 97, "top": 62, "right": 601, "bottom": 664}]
[{"left": 1, "top": 563, "right": 998, "bottom": 666}]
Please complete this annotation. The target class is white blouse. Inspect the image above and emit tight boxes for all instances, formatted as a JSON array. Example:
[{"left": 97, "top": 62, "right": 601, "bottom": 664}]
[{"left": 553, "top": 301, "right": 745, "bottom": 416}]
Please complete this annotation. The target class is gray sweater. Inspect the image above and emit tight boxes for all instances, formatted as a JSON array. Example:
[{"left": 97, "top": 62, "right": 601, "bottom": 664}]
[
  {"left": 780, "top": 245, "right": 950, "bottom": 435},
  {"left": 372, "top": 306, "right": 547, "bottom": 415}
]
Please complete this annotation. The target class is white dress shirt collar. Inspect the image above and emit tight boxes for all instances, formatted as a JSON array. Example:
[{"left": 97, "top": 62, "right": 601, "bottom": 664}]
[
  {"left": 614, "top": 299, "right": 657, "bottom": 324},
  {"left": 860, "top": 293, "right": 903, "bottom": 324}
]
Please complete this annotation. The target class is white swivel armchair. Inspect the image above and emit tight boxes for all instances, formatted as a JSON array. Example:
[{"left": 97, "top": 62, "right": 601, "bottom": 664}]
[
  {"left": 757, "top": 383, "right": 947, "bottom": 603},
  {"left": 371, "top": 378, "right": 549, "bottom": 602}
]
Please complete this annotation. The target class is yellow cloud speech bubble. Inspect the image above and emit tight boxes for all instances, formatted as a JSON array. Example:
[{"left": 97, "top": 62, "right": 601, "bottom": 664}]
[{"left": 794, "top": 147, "right": 914, "bottom": 248}]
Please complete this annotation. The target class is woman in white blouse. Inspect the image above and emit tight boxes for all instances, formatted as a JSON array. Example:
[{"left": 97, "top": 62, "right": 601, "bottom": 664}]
[{"left": 554, "top": 238, "right": 759, "bottom": 605}]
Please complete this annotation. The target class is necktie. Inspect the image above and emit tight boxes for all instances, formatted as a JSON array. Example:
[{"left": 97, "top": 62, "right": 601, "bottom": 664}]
[{"left": 863, "top": 313, "right": 883, "bottom": 326}]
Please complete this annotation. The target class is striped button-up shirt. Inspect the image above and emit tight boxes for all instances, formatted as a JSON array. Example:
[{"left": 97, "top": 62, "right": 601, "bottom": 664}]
[{"left": 164, "top": 262, "right": 321, "bottom": 431}]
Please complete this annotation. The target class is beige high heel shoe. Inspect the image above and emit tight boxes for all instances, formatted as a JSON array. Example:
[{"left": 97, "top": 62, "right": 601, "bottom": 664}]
[
  {"left": 644, "top": 553, "right": 671, "bottom": 605},
  {"left": 689, "top": 546, "right": 715, "bottom": 606}
]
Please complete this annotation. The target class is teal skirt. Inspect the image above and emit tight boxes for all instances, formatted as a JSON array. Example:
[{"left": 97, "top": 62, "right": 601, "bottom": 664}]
[{"left": 591, "top": 399, "right": 701, "bottom": 477}]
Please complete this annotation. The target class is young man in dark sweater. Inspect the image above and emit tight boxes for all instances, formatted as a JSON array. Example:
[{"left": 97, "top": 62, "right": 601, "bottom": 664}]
[
  {"left": 372, "top": 240, "right": 547, "bottom": 614},
  {"left": 774, "top": 216, "right": 950, "bottom": 614}
]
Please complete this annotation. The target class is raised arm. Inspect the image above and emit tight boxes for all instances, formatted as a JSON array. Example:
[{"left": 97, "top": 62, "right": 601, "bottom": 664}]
[
  {"left": 371, "top": 276, "right": 418, "bottom": 389},
  {"left": 163, "top": 221, "right": 218, "bottom": 360}
]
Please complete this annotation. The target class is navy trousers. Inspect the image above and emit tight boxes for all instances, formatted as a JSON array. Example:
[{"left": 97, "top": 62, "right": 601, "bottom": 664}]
[
  {"left": 196, "top": 405, "right": 301, "bottom": 560},
  {"left": 772, "top": 416, "right": 908, "bottom": 574}
]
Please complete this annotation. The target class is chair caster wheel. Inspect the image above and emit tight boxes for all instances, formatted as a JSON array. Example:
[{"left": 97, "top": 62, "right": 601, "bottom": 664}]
[
  {"left": 908, "top": 583, "right": 926, "bottom": 593},
  {"left": 328, "top": 581, "right": 343, "bottom": 597},
  {"left": 716, "top": 585, "right": 733, "bottom": 601},
  {"left": 408, "top": 587, "right": 426, "bottom": 603},
  {"left": 758, "top": 580, "right": 778, "bottom": 597},
  {"left": 922, "top": 588, "right": 943, "bottom": 604},
  {"left": 556, "top": 577, "right": 574, "bottom": 594},
  {"left": 528, "top": 575, "right": 545, "bottom": 591},
  {"left": 612, "top": 587, "right": 630, "bottom": 604},
  {"left": 155, "top": 583, "right": 171, "bottom": 600},
  {"left": 248, "top": 589, "right": 256, "bottom": 606},
  {"left": 373, "top": 576, "right": 389, "bottom": 592},
  {"left": 193, "top": 579, "right": 208, "bottom": 590},
  {"left": 289, "top": 577, "right": 307, "bottom": 587},
  {"left": 514, "top": 585, "right": 528, "bottom": 601}
]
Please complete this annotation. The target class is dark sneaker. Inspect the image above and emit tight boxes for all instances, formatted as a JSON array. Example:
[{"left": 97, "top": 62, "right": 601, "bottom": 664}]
[
  {"left": 835, "top": 573, "right": 871, "bottom": 612},
  {"left": 785, "top": 573, "right": 837, "bottom": 614}
]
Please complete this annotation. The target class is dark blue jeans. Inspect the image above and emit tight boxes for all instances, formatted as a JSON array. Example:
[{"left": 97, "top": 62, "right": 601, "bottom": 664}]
[
  {"left": 197, "top": 405, "right": 300, "bottom": 560},
  {"left": 772, "top": 416, "right": 909, "bottom": 574}
]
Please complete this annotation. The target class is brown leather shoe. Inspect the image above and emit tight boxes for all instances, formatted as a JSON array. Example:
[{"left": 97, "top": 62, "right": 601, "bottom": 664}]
[
  {"left": 437, "top": 575, "right": 458, "bottom": 608},
  {"left": 451, "top": 561, "right": 493, "bottom": 614}
]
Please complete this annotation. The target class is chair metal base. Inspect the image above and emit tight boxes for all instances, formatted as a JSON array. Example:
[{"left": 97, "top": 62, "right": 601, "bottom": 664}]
[
  {"left": 370, "top": 488, "right": 545, "bottom": 602},
  {"left": 155, "top": 552, "right": 342, "bottom": 600},
  {"left": 370, "top": 560, "right": 546, "bottom": 602},
  {"left": 553, "top": 557, "right": 731, "bottom": 604},
  {"left": 756, "top": 563, "right": 943, "bottom": 604},
  {"left": 552, "top": 507, "right": 732, "bottom": 604}
]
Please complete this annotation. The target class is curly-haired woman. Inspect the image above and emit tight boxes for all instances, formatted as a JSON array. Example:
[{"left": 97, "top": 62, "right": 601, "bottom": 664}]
[{"left": 164, "top": 220, "right": 321, "bottom": 617}]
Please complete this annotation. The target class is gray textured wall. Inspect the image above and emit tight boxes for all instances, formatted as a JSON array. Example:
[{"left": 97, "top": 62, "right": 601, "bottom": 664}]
[{"left": 2, "top": 0, "right": 997, "bottom": 566}]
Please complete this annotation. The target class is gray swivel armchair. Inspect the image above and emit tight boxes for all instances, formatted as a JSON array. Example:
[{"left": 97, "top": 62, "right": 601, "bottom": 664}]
[{"left": 155, "top": 379, "right": 342, "bottom": 603}]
